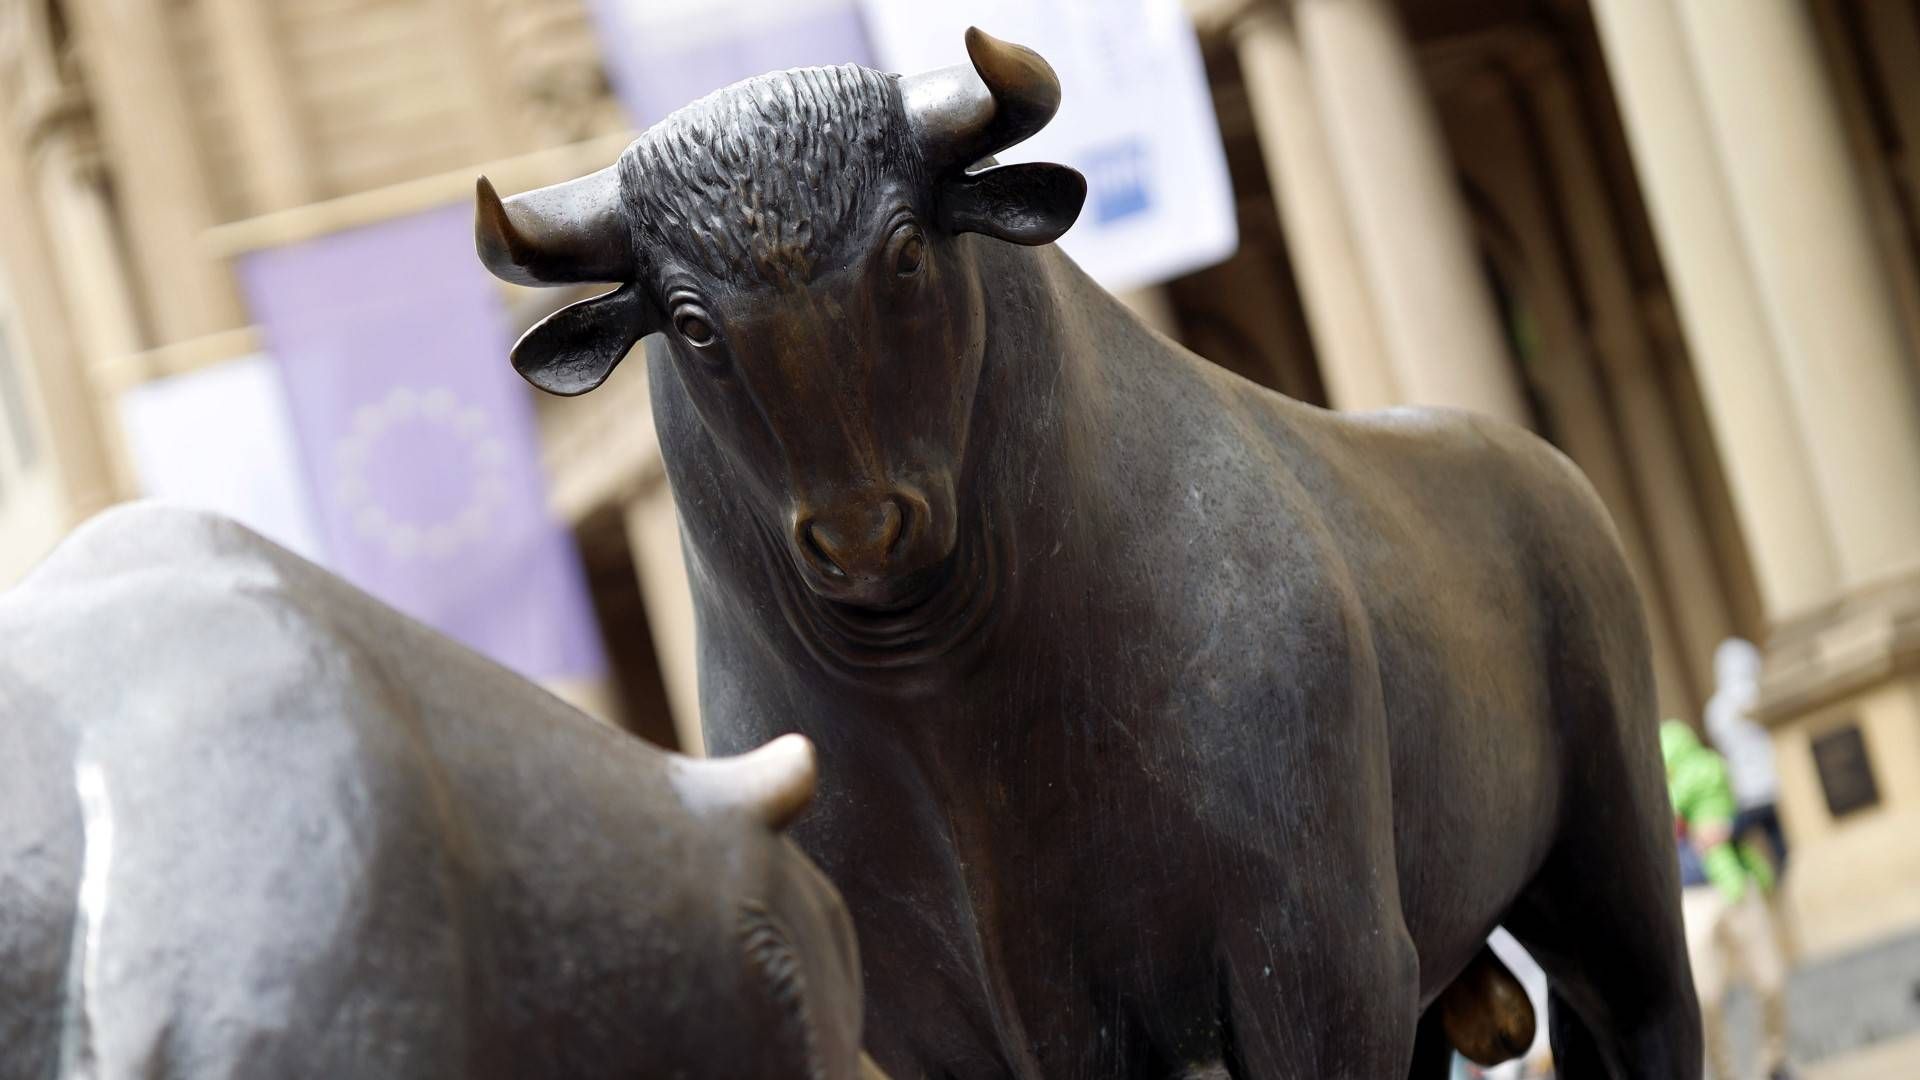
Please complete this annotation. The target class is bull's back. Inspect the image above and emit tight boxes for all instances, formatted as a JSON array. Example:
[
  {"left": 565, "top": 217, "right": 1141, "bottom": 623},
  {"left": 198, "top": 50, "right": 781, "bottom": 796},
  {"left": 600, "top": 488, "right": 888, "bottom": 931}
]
[
  {"left": 0, "top": 503, "right": 769, "bottom": 1075},
  {"left": 0, "top": 505, "right": 497, "bottom": 1074}
]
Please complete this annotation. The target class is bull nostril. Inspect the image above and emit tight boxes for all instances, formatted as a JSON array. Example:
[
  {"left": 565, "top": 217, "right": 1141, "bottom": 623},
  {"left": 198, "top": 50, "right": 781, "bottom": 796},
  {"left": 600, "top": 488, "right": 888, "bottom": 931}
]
[
  {"left": 884, "top": 496, "right": 912, "bottom": 557},
  {"left": 799, "top": 521, "right": 847, "bottom": 579},
  {"left": 795, "top": 494, "right": 927, "bottom": 583}
]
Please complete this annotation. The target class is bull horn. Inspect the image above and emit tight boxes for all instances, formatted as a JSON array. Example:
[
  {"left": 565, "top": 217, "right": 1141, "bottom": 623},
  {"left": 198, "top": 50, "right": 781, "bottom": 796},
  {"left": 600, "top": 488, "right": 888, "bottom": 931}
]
[
  {"left": 672, "top": 734, "right": 820, "bottom": 832},
  {"left": 899, "top": 26, "right": 1062, "bottom": 175},
  {"left": 474, "top": 167, "right": 633, "bottom": 287}
]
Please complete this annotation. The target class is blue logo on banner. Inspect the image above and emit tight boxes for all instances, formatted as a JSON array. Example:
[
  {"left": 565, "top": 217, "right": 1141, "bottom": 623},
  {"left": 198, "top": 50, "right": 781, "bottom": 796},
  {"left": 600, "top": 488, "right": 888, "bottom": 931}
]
[{"left": 1081, "top": 138, "right": 1152, "bottom": 224}]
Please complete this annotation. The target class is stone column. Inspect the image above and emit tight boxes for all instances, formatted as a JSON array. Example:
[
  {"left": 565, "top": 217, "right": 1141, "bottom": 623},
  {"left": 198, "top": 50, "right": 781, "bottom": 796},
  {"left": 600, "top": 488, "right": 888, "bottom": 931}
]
[
  {"left": 1678, "top": 0, "right": 1920, "bottom": 591},
  {"left": 1675, "top": 0, "right": 1920, "bottom": 961},
  {"left": 0, "top": 126, "right": 120, "bottom": 522},
  {"left": 1599, "top": 0, "right": 1920, "bottom": 960},
  {"left": 1589, "top": 0, "right": 1839, "bottom": 623},
  {"left": 1292, "top": 0, "right": 1528, "bottom": 426},
  {"left": 1231, "top": 4, "right": 1397, "bottom": 412},
  {"left": 1522, "top": 56, "right": 1735, "bottom": 695},
  {"left": 64, "top": 0, "right": 245, "bottom": 343},
  {"left": 430, "top": 0, "right": 534, "bottom": 160},
  {"left": 624, "top": 481, "right": 704, "bottom": 756},
  {"left": 27, "top": 123, "right": 144, "bottom": 367},
  {"left": 201, "top": 0, "right": 321, "bottom": 213}
]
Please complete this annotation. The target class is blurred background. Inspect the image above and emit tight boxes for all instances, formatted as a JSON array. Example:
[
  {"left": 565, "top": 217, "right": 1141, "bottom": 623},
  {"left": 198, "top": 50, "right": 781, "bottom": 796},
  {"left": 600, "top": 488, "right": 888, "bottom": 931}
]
[{"left": 0, "top": 0, "right": 1916, "bottom": 1075}]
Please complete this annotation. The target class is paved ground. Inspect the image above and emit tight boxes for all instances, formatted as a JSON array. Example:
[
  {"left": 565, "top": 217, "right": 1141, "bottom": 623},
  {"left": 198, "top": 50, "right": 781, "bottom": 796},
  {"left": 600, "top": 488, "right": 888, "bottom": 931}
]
[
  {"left": 1804, "top": 1034, "right": 1920, "bottom": 1080},
  {"left": 1719, "top": 928, "right": 1920, "bottom": 1078}
]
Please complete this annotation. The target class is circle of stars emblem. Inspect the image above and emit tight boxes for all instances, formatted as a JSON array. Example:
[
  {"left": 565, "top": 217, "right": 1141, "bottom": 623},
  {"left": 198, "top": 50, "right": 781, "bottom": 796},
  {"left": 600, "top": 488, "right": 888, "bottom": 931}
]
[{"left": 331, "top": 386, "right": 510, "bottom": 560}]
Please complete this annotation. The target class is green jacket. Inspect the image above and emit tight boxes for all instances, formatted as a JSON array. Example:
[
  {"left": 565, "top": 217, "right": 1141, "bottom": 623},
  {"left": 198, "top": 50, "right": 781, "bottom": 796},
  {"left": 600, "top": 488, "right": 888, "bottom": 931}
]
[{"left": 1661, "top": 720, "right": 1773, "bottom": 900}]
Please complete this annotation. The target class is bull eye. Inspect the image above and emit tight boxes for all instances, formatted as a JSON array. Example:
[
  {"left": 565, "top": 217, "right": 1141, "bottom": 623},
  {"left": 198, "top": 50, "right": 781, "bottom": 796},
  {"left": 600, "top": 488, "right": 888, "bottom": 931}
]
[
  {"left": 674, "top": 308, "right": 717, "bottom": 348},
  {"left": 889, "top": 222, "right": 926, "bottom": 278}
]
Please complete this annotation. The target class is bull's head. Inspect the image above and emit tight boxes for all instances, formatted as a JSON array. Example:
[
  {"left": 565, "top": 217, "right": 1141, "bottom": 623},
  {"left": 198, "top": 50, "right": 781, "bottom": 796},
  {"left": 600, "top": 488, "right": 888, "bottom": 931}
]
[{"left": 476, "top": 29, "right": 1084, "bottom": 609}]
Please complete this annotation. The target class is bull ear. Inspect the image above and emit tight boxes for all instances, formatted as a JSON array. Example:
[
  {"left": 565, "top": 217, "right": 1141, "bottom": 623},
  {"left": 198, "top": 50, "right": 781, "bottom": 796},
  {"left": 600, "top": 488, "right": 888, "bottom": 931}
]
[
  {"left": 941, "top": 161, "right": 1086, "bottom": 246},
  {"left": 511, "top": 284, "right": 653, "bottom": 396}
]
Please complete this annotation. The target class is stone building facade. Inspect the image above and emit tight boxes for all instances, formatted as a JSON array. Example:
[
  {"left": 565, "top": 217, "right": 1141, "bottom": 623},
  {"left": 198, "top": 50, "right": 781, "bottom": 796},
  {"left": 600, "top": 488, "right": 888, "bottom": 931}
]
[{"left": 1, "top": 0, "right": 1917, "bottom": 975}]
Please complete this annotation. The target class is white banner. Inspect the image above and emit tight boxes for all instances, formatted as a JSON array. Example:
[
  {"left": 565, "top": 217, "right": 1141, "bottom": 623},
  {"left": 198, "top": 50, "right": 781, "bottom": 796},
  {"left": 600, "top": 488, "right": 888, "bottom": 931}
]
[
  {"left": 859, "top": 0, "right": 1238, "bottom": 291},
  {"left": 117, "top": 355, "right": 326, "bottom": 563}
]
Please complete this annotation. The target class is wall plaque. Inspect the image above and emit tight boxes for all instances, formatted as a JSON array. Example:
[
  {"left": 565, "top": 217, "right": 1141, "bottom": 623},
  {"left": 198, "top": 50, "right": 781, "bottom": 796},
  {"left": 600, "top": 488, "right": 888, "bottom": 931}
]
[{"left": 1811, "top": 722, "right": 1880, "bottom": 819}]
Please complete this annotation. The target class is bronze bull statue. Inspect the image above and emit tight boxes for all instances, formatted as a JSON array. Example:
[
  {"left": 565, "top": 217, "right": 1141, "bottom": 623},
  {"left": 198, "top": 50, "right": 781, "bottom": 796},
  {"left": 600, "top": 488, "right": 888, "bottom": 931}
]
[
  {"left": 478, "top": 29, "right": 1698, "bottom": 1079},
  {"left": 0, "top": 504, "right": 873, "bottom": 1079}
]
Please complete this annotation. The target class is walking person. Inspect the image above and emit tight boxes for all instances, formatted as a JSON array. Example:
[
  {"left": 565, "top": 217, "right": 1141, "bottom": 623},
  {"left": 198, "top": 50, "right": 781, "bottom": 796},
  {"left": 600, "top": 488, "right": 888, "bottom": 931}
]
[
  {"left": 1705, "top": 638, "right": 1787, "bottom": 874},
  {"left": 1663, "top": 720, "right": 1796, "bottom": 1080}
]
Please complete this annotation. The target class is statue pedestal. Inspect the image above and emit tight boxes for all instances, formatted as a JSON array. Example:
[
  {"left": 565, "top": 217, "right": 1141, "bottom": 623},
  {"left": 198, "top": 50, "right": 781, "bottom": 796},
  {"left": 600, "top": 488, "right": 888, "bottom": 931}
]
[{"left": 1760, "top": 568, "right": 1920, "bottom": 959}]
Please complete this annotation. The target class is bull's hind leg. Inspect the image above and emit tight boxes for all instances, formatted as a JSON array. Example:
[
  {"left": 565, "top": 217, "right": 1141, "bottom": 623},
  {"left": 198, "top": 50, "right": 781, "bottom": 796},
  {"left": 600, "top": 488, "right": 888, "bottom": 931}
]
[
  {"left": 1504, "top": 772, "right": 1702, "bottom": 1078},
  {"left": 1404, "top": 1009, "right": 1453, "bottom": 1079},
  {"left": 1543, "top": 990, "right": 1615, "bottom": 1078},
  {"left": 1498, "top": 540, "right": 1704, "bottom": 1078}
]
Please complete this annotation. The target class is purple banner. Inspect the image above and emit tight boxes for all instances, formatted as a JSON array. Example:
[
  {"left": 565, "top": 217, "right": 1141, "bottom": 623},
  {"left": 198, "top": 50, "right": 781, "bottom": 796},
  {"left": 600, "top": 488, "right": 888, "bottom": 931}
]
[
  {"left": 237, "top": 206, "right": 605, "bottom": 681},
  {"left": 586, "top": 0, "right": 875, "bottom": 127}
]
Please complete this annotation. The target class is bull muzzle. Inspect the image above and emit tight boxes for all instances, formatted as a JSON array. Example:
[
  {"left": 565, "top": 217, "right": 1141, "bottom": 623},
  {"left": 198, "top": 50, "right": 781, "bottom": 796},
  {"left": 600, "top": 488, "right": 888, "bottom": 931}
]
[{"left": 791, "top": 483, "right": 953, "bottom": 607}]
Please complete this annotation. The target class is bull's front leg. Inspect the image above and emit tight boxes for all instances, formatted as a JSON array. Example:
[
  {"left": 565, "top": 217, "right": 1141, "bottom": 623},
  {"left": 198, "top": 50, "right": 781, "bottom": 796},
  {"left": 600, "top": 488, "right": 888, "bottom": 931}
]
[
  {"left": 1211, "top": 700, "right": 1419, "bottom": 1076},
  {"left": 1218, "top": 892, "right": 1420, "bottom": 1077}
]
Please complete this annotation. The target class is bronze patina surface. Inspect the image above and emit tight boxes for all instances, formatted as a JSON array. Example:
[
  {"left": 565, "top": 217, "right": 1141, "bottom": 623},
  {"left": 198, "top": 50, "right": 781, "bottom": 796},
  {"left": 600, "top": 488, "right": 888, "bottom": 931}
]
[
  {"left": 0, "top": 504, "right": 868, "bottom": 1079},
  {"left": 480, "top": 30, "right": 1699, "bottom": 1078}
]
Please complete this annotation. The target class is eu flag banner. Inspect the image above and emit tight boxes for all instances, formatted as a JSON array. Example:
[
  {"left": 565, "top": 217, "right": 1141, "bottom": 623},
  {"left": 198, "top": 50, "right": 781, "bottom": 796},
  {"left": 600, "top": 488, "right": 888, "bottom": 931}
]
[
  {"left": 235, "top": 206, "right": 605, "bottom": 682},
  {"left": 859, "top": 0, "right": 1237, "bottom": 291},
  {"left": 586, "top": 0, "right": 875, "bottom": 128}
]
